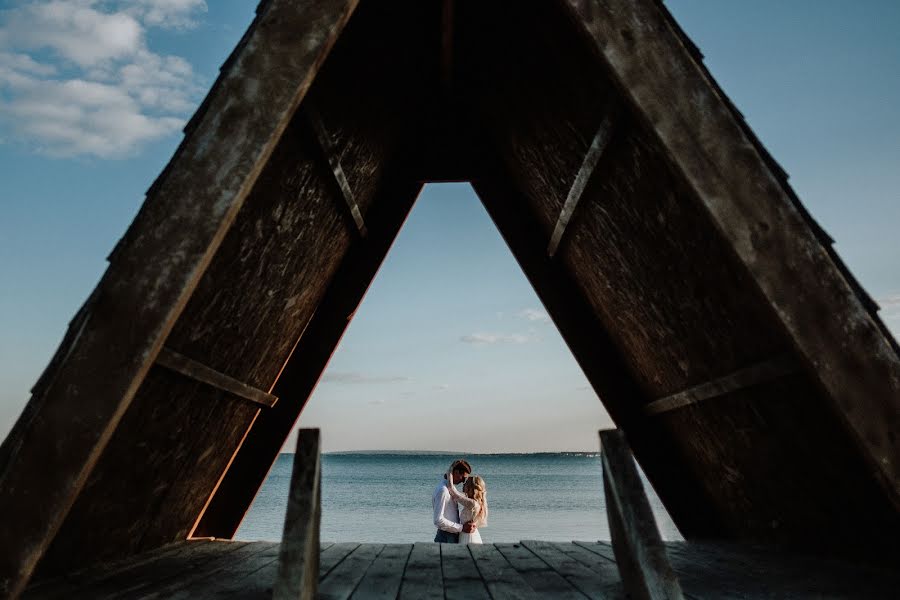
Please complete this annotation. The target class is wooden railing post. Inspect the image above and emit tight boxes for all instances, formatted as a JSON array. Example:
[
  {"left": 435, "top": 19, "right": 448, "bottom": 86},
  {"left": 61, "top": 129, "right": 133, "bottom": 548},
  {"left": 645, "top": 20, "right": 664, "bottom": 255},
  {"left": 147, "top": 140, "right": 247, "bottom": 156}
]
[
  {"left": 274, "top": 429, "right": 321, "bottom": 600},
  {"left": 600, "top": 428, "right": 684, "bottom": 600}
]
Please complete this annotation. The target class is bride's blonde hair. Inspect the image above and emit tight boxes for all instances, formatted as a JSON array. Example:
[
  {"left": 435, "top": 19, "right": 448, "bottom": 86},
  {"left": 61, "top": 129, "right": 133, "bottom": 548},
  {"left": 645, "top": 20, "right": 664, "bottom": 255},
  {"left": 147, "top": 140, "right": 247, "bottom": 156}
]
[{"left": 463, "top": 475, "right": 489, "bottom": 526}]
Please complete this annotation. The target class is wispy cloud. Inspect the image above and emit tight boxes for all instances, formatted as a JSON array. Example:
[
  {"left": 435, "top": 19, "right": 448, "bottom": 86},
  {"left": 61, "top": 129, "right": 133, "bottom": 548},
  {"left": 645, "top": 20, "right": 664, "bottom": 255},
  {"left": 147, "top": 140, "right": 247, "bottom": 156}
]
[
  {"left": 0, "top": 1, "right": 206, "bottom": 157},
  {"left": 878, "top": 294, "right": 900, "bottom": 311},
  {"left": 517, "top": 308, "right": 550, "bottom": 323},
  {"left": 321, "top": 371, "right": 410, "bottom": 385},
  {"left": 460, "top": 332, "right": 533, "bottom": 345}
]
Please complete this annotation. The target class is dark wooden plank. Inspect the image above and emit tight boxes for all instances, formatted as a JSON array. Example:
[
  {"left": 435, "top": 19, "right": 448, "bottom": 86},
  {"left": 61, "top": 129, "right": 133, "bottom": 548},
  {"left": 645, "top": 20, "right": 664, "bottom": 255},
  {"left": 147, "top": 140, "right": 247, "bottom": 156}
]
[
  {"left": 665, "top": 541, "right": 900, "bottom": 600},
  {"left": 23, "top": 541, "right": 194, "bottom": 598},
  {"left": 155, "top": 347, "right": 278, "bottom": 408},
  {"left": 520, "top": 540, "right": 615, "bottom": 599},
  {"left": 600, "top": 429, "right": 684, "bottom": 600},
  {"left": 494, "top": 543, "right": 586, "bottom": 599},
  {"left": 0, "top": 0, "right": 359, "bottom": 594},
  {"left": 644, "top": 355, "right": 797, "bottom": 416},
  {"left": 468, "top": 544, "right": 539, "bottom": 600},
  {"left": 320, "top": 543, "right": 362, "bottom": 579},
  {"left": 306, "top": 102, "right": 367, "bottom": 236},
  {"left": 77, "top": 541, "right": 250, "bottom": 599},
  {"left": 398, "top": 543, "right": 443, "bottom": 600},
  {"left": 159, "top": 541, "right": 282, "bottom": 599},
  {"left": 547, "top": 113, "right": 616, "bottom": 256},
  {"left": 350, "top": 543, "right": 412, "bottom": 600},
  {"left": 440, "top": 544, "right": 490, "bottom": 600},
  {"left": 132, "top": 542, "right": 278, "bottom": 599},
  {"left": 192, "top": 174, "right": 423, "bottom": 539},
  {"left": 564, "top": 0, "right": 900, "bottom": 515},
  {"left": 472, "top": 170, "right": 720, "bottom": 540},
  {"left": 551, "top": 543, "right": 628, "bottom": 599},
  {"left": 274, "top": 429, "right": 321, "bottom": 600},
  {"left": 319, "top": 544, "right": 384, "bottom": 600}
]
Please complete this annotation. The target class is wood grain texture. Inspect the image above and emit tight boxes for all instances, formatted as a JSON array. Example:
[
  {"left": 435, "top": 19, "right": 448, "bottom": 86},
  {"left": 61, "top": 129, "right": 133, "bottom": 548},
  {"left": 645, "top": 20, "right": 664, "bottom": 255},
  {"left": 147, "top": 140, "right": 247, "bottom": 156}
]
[
  {"left": 398, "top": 543, "right": 443, "bottom": 600},
  {"left": 468, "top": 544, "right": 540, "bottom": 600},
  {"left": 351, "top": 544, "right": 412, "bottom": 600},
  {"left": 274, "top": 429, "right": 321, "bottom": 600},
  {"left": 440, "top": 543, "right": 490, "bottom": 600},
  {"left": 493, "top": 543, "right": 586, "bottom": 599},
  {"left": 565, "top": 0, "right": 900, "bottom": 513},
  {"left": 0, "top": 0, "right": 358, "bottom": 594},
  {"left": 600, "top": 429, "right": 684, "bottom": 600},
  {"left": 155, "top": 347, "right": 278, "bottom": 408},
  {"left": 644, "top": 355, "right": 797, "bottom": 416},
  {"left": 318, "top": 544, "right": 383, "bottom": 600}
]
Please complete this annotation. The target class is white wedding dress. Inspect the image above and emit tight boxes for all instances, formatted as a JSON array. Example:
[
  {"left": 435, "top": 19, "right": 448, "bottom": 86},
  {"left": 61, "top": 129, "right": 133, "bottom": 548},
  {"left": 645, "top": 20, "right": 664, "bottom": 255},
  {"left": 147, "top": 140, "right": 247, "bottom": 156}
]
[{"left": 445, "top": 478, "right": 485, "bottom": 544}]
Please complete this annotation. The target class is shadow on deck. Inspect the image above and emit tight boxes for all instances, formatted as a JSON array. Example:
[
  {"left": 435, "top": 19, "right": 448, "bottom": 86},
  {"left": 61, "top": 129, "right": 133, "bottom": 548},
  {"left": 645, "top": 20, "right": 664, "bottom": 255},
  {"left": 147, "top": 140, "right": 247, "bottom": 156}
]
[{"left": 23, "top": 539, "right": 900, "bottom": 599}]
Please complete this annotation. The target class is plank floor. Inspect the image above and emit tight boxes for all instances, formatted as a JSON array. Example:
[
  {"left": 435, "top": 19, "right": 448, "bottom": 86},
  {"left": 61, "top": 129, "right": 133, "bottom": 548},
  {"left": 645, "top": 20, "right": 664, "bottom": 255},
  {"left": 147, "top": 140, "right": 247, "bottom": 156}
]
[{"left": 23, "top": 540, "right": 900, "bottom": 599}]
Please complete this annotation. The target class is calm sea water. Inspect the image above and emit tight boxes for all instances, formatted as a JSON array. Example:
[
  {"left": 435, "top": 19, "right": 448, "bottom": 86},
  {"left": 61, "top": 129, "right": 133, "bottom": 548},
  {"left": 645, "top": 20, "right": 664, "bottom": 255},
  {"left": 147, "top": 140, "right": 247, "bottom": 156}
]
[{"left": 236, "top": 453, "right": 682, "bottom": 543}]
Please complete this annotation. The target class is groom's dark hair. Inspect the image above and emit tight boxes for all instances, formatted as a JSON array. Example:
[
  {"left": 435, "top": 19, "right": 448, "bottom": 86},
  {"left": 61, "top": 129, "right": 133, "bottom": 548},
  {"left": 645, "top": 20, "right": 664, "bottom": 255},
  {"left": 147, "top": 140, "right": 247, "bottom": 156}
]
[{"left": 451, "top": 459, "right": 472, "bottom": 476}]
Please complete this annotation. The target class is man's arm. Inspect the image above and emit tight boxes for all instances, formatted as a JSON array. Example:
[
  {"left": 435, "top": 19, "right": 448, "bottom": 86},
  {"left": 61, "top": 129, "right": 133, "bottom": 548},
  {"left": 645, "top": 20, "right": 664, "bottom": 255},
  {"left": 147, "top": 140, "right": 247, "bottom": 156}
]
[{"left": 433, "top": 488, "right": 462, "bottom": 533}]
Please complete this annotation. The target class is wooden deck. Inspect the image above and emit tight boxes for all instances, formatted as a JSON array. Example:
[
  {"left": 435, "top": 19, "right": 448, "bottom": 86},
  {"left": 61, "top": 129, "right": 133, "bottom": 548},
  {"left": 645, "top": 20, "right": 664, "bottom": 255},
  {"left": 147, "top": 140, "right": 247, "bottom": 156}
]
[{"left": 23, "top": 539, "right": 900, "bottom": 599}]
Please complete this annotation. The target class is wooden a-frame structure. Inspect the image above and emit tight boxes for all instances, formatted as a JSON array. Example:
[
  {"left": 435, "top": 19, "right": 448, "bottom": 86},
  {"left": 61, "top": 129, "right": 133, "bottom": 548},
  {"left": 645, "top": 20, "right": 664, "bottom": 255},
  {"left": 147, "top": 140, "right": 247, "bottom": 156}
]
[{"left": 2, "top": 0, "right": 898, "bottom": 594}]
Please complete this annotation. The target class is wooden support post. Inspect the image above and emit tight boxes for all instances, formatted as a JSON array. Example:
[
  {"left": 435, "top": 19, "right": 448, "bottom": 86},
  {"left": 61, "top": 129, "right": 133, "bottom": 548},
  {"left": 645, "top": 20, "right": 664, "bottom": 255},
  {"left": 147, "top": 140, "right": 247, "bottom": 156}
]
[
  {"left": 274, "top": 429, "right": 321, "bottom": 600},
  {"left": 305, "top": 103, "right": 368, "bottom": 236},
  {"left": 547, "top": 113, "right": 615, "bottom": 257},
  {"left": 155, "top": 347, "right": 278, "bottom": 408},
  {"left": 0, "top": 1, "right": 358, "bottom": 595},
  {"left": 644, "top": 354, "right": 797, "bottom": 416},
  {"left": 600, "top": 428, "right": 684, "bottom": 600}
]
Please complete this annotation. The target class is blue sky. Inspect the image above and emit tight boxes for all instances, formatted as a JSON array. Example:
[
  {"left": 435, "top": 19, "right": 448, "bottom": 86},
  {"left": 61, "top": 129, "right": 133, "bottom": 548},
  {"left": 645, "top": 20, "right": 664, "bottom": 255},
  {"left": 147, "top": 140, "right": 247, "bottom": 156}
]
[{"left": 0, "top": 1, "right": 898, "bottom": 452}]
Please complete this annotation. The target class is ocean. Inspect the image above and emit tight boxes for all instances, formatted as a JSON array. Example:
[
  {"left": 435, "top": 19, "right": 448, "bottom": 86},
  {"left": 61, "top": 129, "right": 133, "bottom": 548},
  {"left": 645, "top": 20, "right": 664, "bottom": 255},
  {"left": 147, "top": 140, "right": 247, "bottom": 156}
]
[{"left": 235, "top": 453, "right": 682, "bottom": 543}]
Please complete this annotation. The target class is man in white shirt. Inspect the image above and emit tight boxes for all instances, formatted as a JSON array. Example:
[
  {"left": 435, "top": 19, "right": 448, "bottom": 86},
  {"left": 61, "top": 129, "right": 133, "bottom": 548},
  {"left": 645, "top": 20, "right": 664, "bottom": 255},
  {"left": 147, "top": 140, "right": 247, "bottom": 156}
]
[{"left": 432, "top": 459, "right": 478, "bottom": 543}]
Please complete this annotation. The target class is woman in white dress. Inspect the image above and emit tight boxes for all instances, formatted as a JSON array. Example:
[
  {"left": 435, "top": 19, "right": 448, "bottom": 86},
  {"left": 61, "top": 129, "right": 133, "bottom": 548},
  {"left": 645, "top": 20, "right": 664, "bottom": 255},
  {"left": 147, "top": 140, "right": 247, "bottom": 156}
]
[{"left": 445, "top": 469, "right": 488, "bottom": 544}]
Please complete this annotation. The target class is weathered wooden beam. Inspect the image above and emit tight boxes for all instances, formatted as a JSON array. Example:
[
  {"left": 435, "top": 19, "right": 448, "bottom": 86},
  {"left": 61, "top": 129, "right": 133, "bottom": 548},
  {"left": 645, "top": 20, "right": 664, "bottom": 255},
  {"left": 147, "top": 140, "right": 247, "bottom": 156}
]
[
  {"left": 305, "top": 103, "right": 368, "bottom": 236},
  {"left": 155, "top": 347, "right": 277, "bottom": 408},
  {"left": 273, "top": 429, "right": 321, "bottom": 600},
  {"left": 472, "top": 170, "right": 726, "bottom": 540},
  {"left": 547, "top": 114, "right": 615, "bottom": 257},
  {"left": 600, "top": 429, "right": 684, "bottom": 600},
  {"left": 0, "top": 1, "right": 358, "bottom": 595},
  {"left": 566, "top": 0, "right": 900, "bottom": 509},
  {"left": 192, "top": 176, "right": 424, "bottom": 539},
  {"left": 644, "top": 355, "right": 797, "bottom": 416}
]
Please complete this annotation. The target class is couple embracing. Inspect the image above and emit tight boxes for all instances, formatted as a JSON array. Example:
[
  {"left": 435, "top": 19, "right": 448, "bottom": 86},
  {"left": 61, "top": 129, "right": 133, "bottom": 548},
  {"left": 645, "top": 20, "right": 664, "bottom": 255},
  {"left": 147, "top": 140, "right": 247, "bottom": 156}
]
[{"left": 432, "top": 459, "right": 489, "bottom": 544}]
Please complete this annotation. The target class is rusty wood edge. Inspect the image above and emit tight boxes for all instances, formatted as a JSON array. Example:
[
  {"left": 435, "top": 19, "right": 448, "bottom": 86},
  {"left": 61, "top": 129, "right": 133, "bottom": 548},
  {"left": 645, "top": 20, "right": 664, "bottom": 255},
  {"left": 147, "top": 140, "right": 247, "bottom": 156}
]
[
  {"left": 305, "top": 102, "right": 368, "bottom": 236},
  {"left": 601, "top": 429, "right": 685, "bottom": 600},
  {"left": 547, "top": 113, "right": 616, "bottom": 257},
  {"left": 155, "top": 347, "right": 278, "bottom": 408},
  {"left": 644, "top": 355, "right": 798, "bottom": 416},
  {"left": 273, "top": 429, "right": 321, "bottom": 600},
  {"left": 565, "top": 0, "right": 900, "bottom": 507},
  {"left": 0, "top": 1, "right": 360, "bottom": 596}
]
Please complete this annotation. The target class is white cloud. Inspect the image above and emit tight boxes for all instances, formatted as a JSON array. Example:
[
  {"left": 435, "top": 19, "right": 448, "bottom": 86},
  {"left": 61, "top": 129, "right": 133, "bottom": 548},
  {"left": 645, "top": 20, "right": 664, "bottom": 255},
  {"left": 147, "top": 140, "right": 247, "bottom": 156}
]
[
  {"left": 517, "top": 308, "right": 550, "bottom": 323},
  {"left": 0, "top": 1, "right": 204, "bottom": 157},
  {"left": 460, "top": 332, "right": 533, "bottom": 345},
  {"left": 322, "top": 372, "right": 410, "bottom": 385},
  {"left": 878, "top": 294, "right": 900, "bottom": 310},
  {"left": 129, "top": 0, "right": 207, "bottom": 28}
]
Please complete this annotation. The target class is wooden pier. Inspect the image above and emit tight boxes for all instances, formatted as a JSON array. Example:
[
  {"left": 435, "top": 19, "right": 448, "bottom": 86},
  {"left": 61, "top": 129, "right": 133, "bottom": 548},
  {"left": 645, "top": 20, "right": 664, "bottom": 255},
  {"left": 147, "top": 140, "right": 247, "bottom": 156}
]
[{"left": 23, "top": 539, "right": 900, "bottom": 599}]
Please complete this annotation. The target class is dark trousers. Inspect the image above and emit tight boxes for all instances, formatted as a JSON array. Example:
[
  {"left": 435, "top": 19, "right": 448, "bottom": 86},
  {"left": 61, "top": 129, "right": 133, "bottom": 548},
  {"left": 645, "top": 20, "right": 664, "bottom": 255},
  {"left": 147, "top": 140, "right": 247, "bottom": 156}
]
[{"left": 434, "top": 529, "right": 459, "bottom": 543}]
